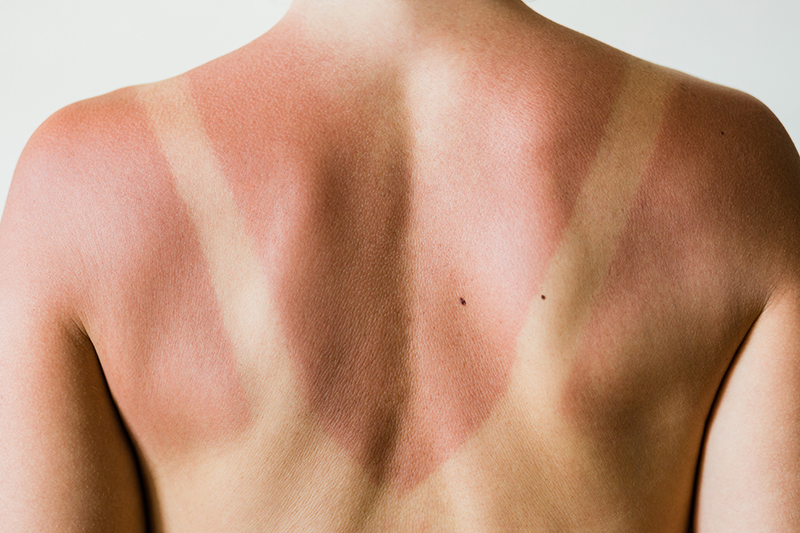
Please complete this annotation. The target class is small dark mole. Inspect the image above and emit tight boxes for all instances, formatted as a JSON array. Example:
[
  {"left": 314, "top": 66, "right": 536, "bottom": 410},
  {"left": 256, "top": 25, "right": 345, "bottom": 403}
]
[
  {"left": 721, "top": 131, "right": 725, "bottom": 135},
  {"left": 541, "top": 295, "right": 546, "bottom": 300},
  {"left": 460, "top": 298, "right": 466, "bottom": 306}
]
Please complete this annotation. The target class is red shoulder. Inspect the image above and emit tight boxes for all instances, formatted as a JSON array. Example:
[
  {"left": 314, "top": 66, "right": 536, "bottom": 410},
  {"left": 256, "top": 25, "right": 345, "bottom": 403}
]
[
  {"left": 2, "top": 86, "right": 174, "bottom": 321},
  {"left": 0, "top": 89, "right": 150, "bottom": 532},
  {"left": 10, "top": 86, "right": 158, "bottom": 204},
  {"left": 655, "top": 73, "right": 800, "bottom": 282}
]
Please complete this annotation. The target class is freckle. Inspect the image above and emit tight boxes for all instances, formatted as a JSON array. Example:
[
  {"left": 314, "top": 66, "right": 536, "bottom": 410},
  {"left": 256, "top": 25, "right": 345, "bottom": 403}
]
[
  {"left": 460, "top": 298, "right": 466, "bottom": 306},
  {"left": 541, "top": 295, "right": 546, "bottom": 300}
]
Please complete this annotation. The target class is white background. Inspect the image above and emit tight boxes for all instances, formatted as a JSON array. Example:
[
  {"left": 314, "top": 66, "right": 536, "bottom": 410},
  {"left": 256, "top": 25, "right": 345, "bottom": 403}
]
[{"left": 2, "top": 0, "right": 798, "bottom": 215}]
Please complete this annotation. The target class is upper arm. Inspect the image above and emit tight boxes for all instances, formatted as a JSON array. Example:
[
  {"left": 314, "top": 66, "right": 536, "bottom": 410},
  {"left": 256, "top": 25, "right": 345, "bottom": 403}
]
[
  {"left": 695, "top": 285, "right": 800, "bottom": 531},
  {"left": 0, "top": 105, "right": 146, "bottom": 531},
  {"left": 693, "top": 94, "right": 800, "bottom": 530}
]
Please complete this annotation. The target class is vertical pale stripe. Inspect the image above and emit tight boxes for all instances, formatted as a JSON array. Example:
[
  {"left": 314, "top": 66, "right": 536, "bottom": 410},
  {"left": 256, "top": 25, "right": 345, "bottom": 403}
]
[{"left": 137, "top": 77, "right": 299, "bottom": 423}]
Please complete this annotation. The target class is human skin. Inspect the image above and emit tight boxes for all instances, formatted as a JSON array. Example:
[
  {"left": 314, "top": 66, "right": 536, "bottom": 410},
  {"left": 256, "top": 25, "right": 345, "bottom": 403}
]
[{"left": 1, "top": 0, "right": 799, "bottom": 531}]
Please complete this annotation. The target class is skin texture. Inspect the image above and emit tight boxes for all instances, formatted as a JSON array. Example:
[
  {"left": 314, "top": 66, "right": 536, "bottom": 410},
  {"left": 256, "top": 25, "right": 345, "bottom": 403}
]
[{"left": 1, "top": 0, "right": 799, "bottom": 531}]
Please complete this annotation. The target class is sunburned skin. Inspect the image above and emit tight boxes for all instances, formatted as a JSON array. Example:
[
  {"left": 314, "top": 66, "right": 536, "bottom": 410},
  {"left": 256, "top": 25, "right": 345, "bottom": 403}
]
[
  {"left": 133, "top": 41, "right": 670, "bottom": 528},
  {"left": 29, "top": 6, "right": 793, "bottom": 532},
  {"left": 21, "top": 91, "right": 253, "bottom": 457},
  {"left": 130, "top": 37, "right": 694, "bottom": 528},
  {"left": 136, "top": 35, "right": 652, "bottom": 495}
]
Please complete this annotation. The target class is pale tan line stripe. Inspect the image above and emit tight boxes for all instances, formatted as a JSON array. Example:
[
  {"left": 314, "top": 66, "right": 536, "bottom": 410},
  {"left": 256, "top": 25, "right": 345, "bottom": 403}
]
[
  {"left": 137, "top": 78, "right": 298, "bottom": 420},
  {"left": 401, "top": 62, "right": 675, "bottom": 512},
  {"left": 138, "top": 78, "right": 380, "bottom": 527},
  {"left": 514, "top": 62, "right": 673, "bottom": 375},
  {"left": 423, "top": 62, "right": 675, "bottom": 522}
]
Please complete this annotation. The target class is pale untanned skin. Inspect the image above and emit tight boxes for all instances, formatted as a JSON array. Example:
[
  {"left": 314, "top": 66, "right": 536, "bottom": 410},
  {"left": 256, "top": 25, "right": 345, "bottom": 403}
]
[{"left": 2, "top": 0, "right": 800, "bottom": 531}]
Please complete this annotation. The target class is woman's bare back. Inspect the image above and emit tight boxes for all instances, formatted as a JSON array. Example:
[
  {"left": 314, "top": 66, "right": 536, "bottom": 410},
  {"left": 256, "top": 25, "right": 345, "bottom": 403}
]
[{"left": 3, "top": 1, "right": 799, "bottom": 531}]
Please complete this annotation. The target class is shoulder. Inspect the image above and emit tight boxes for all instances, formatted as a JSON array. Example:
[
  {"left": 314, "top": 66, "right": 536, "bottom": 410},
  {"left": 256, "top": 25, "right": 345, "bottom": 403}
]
[
  {"left": 14, "top": 86, "right": 151, "bottom": 179},
  {"left": 0, "top": 94, "right": 150, "bottom": 533},
  {"left": 646, "top": 67, "right": 800, "bottom": 285},
  {"left": 660, "top": 70, "right": 797, "bottom": 179},
  {"left": 10, "top": 86, "right": 164, "bottom": 202},
  {"left": 2, "top": 84, "right": 178, "bottom": 321},
  {"left": 8, "top": 86, "right": 158, "bottom": 222}
]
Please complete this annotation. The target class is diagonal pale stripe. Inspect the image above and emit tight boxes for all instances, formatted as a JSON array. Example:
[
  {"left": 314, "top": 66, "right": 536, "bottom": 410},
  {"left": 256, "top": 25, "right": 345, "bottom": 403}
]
[
  {"left": 137, "top": 77, "right": 396, "bottom": 531},
  {"left": 415, "top": 61, "right": 675, "bottom": 524},
  {"left": 133, "top": 60, "right": 673, "bottom": 527},
  {"left": 514, "top": 60, "right": 673, "bottom": 396},
  {"left": 137, "top": 77, "right": 299, "bottom": 425}
]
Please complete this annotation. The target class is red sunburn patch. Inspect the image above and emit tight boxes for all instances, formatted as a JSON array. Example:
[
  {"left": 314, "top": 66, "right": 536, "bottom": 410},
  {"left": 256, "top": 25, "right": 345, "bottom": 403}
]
[
  {"left": 182, "top": 35, "right": 622, "bottom": 490},
  {"left": 254, "top": 115, "right": 596, "bottom": 491},
  {"left": 273, "top": 164, "right": 544, "bottom": 492}
]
